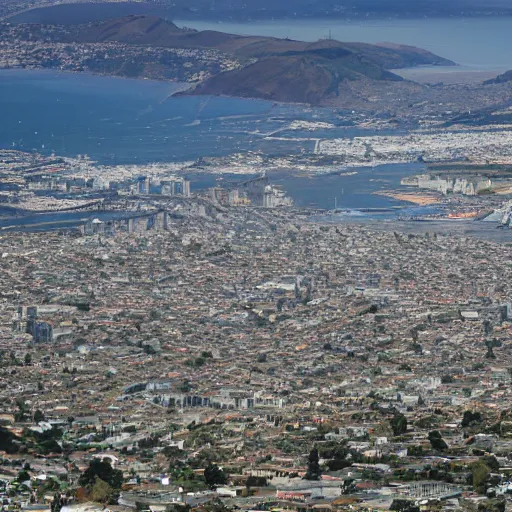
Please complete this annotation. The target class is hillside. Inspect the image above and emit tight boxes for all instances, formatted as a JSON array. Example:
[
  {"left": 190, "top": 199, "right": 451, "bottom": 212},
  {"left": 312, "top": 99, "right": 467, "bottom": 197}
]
[
  {"left": 64, "top": 15, "right": 454, "bottom": 105},
  {"left": 72, "top": 15, "right": 454, "bottom": 69},
  {"left": 484, "top": 70, "right": 512, "bottom": 85},
  {"left": 189, "top": 53, "right": 403, "bottom": 105},
  {"left": 7, "top": 14, "right": 456, "bottom": 106}
]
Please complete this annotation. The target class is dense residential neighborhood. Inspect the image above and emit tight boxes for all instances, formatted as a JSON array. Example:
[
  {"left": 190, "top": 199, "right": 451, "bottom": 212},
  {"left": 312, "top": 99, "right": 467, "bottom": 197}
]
[{"left": 2, "top": 182, "right": 512, "bottom": 511}]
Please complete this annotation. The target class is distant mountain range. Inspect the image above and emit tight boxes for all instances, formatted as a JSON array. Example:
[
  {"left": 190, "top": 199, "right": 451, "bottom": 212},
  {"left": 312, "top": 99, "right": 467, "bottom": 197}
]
[
  {"left": 72, "top": 15, "right": 453, "bottom": 67},
  {"left": 159, "top": 0, "right": 512, "bottom": 20},
  {"left": 7, "top": 0, "right": 512, "bottom": 24},
  {"left": 53, "top": 14, "right": 453, "bottom": 105}
]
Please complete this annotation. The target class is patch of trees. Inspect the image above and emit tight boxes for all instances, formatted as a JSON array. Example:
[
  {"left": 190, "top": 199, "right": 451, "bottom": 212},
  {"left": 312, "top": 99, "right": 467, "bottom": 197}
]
[
  {"left": 34, "top": 410, "right": 45, "bottom": 423},
  {"left": 407, "top": 445, "right": 424, "bottom": 457},
  {"left": 390, "top": 499, "right": 420, "bottom": 512},
  {"left": 14, "top": 399, "right": 30, "bottom": 422},
  {"left": 461, "top": 410, "right": 483, "bottom": 428},
  {"left": 185, "top": 356, "right": 207, "bottom": 368},
  {"left": 245, "top": 475, "right": 267, "bottom": 488},
  {"left": 428, "top": 430, "right": 448, "bottom": 451},
  {"left": 78, "top": 458, "right": 123, "bottom": 503},
  {"left": 0, "top": 426, "right": 20, "bottom": 453},
  {"left": 204, "top": 463, "right": 228, "bottom": 489},
  {"left": 138, "top": 433, "right": 161, "bottom": 449},
  {"left": 318, "top": 441, "right": 363, "bottom": 471},
  {"left": 21, "top": 426, "right": 63, "bottom": 455},
  {"left": 390, "top": 414, "right": 408, "bottom": 436},
  {"left": 471, "top": 460, "right": 491, "bottom": 494},
  {"left": 304, "top": 447, "right": 321, "bottom": 480},
  {"left": 485, "top": 338, "right": 502, "bottom": 359}
]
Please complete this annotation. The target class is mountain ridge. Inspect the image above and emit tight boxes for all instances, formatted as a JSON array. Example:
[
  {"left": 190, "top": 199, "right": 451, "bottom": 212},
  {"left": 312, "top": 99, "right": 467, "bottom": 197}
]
[
  {"left": 71, "top": 15, "right": 455, "bottom": 70},
  {"left": 68, "top": 15, "right": 454, "bottom": 105},
  {"left": 5, "top": 14, "right": 456, "bottom": 106}
]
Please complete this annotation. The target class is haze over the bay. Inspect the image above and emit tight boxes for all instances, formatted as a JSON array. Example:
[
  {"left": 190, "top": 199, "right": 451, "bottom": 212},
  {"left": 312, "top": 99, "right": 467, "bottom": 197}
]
[{"left": 9, "top": 1, "right": 512, "bottom": 69}]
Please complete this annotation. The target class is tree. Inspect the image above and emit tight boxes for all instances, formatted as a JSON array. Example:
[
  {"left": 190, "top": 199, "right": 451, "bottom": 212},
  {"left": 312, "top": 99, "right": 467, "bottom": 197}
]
[
  {"left": 0, "top": 426, "right": 19, "bottom": 454},
  {"left": 204, "top": 464, "right": 228, "bottom": 489},
  {"left": 51, "top": 493, "right": 62, "bottom": 512},
  {"left": 34, "top": 410, "right": 45, "bottom": 423},
  {"left": 256, "top": 353, "right": 267, "bottom": 363},
  {"left": 79, "top": 459, "right": 123, "bottom": 490},
  {"left": 390, "top": 499, "right": 420, "bottom": 512},
  {"left": 476, "top": 498, "right": 506, "bottom": 512},
  {"left": 179, "top": 380, "right": 192, "bottom": 393},
  {"left": 199, "top": 498, "right": 231, "bottom": 512},
  {"left": 472, "top": 460, "right": 490, "bottom": 494},
  {"left": 17, "top": 469, "right": 31, "bottom": 483},
  {"left": 483, "top": 320, "right": 493, "bottom": 336},
  {"left": 461, "top": 410, "right": 482, "bottom": 428},
  {"left": 246, "top": 476, "right": 266, "bottom": 489},
  {"left": 482, "top": 455, "right": 500, "bottom": 472},
  {"left": 485, "top": 339, "right": 501, "bottom": 359},
  {"left": 428, "top": 431, "right": 448, "bottom": 451},
  {"left": 341, "top": 478, "right": 356, "bottom": 495},
  {"left": 90, "top": 477, "right": 114, "bottom": 503},
  {"left": 390, "top": 414, "right": 408, "bottom": 436},
  {"left": 407, "top": 445, "right": 424, "bottom": 457},
  {"left": 304, "top": 447, "right": 321, "bottom": 480},
  {"left": 24, "top": 353, "right": 32, "bottom": 365},
  {"left": 14, "top": 398, "right": 30, "bottom": 422}
]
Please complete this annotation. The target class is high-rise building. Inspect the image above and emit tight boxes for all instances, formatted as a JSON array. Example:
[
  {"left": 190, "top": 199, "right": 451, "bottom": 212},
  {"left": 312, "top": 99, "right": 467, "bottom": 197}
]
[{"left": 137, "top": 176, "right": 150, "bottom": 194}]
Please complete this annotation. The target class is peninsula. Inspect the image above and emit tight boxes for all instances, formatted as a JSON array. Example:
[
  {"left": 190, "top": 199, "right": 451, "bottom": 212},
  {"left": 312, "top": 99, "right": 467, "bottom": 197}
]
[{"left": 0, "top": 14, "right": 455, "bottom": 106}]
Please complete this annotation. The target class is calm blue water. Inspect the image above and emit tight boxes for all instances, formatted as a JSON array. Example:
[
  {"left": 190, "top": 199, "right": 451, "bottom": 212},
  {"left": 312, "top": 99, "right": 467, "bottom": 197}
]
[
  {"left": 0, "top": 69, "right": 424, "bottom": 210},
  {"left": 0, "top": 69, "right": 279, "bottom": 163},
  {"left": 0, "top": 69, "right": 377, "bottom": 164},
  {"left": 188, "top": 164, "right": 426, "bottom": 209},
  {"left": 177, "top": 17, "right": 512, "bottom": 70},
  {"left": 0, "top": 166, "right": 435, "bottom": 231}
]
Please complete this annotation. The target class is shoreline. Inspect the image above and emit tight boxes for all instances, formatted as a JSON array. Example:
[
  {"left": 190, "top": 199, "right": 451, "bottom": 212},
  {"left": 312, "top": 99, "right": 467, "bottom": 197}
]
[
  {"left": 0, "top": 67, "right": 290, "bottom": 108},
  {"left": 0, "top": 66, "right": 193, "bottom": 88},
  {"left": 374, "top": 190, "right": 442, "bottom": 206}
]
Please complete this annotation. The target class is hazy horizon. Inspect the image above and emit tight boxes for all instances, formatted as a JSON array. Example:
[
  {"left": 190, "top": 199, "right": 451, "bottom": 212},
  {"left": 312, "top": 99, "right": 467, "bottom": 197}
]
[{"left": 9, "top": 0, "right": 512, "bottom": 25}]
